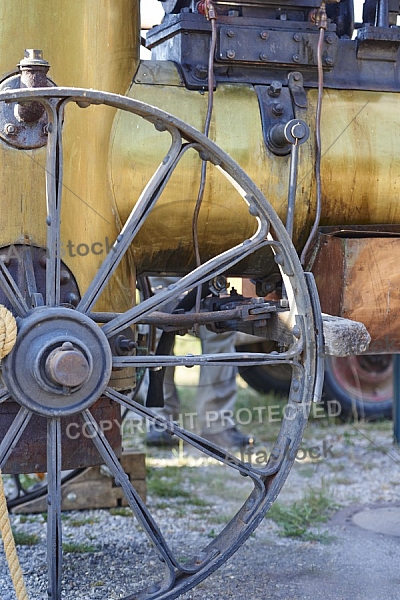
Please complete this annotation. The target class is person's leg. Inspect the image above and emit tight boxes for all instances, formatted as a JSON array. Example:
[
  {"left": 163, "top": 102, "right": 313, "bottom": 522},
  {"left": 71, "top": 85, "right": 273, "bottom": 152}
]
[
  {"left": 196, "top": 327, "right": 254, "bottom": 447},
  {"left": 196, "top": 327, "right": 236, "bottom": 434},
  {"left": 143, "top": 277, "right": 181, "bottom": 445}
]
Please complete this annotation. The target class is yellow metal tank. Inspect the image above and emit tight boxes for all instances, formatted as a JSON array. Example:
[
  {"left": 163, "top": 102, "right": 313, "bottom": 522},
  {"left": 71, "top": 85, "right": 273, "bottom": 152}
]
[
  {"left": 110, "top": 61, "right": 400, "bottom": 276},
  {"left": 0, "top": 0, "right": 139, "bottom": 312}
]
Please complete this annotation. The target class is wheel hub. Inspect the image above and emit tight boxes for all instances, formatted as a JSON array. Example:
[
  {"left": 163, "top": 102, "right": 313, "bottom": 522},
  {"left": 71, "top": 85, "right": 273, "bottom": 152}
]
[{"left": 2, "top": 307, "right": 112, "bottom": 416}]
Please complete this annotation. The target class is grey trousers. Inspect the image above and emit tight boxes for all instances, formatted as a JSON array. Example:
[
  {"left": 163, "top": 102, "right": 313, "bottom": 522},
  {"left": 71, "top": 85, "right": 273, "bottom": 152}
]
[
  {"left": 162, "top": 326, "right": 237, "bottom": 434},
  {"left": 143, "top": 277, "right": 238, "bottom": 434}
]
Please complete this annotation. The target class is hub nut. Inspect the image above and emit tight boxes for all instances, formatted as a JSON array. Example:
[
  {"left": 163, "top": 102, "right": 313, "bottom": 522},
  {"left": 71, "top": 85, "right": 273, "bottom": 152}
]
[{"left": 46, "top": 342, "right": 91, "bottom": 388}]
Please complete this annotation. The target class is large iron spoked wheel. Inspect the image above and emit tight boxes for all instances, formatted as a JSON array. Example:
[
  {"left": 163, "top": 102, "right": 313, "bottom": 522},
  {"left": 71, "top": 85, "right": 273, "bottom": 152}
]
[{"left": 0, "top": 87, "right": 321, "bottom": 599}]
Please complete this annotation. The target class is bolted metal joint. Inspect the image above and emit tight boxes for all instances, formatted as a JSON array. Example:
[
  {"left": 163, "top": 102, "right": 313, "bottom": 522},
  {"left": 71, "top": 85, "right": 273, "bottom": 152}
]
[
  {"left": 17, "top": 49, "right": 51, "bottom": 123},
  {"left": 268, "top": 119, "right": 310, "bottom": 154},
  {"left": 0, "top": 49, "right": 56, "bottom": 149}
]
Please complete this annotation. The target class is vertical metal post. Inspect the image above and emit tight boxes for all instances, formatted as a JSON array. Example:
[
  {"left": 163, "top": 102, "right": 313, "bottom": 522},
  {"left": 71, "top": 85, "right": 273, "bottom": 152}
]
[{"left": 393, "top": 355, "right": 400, "bottom": 444}]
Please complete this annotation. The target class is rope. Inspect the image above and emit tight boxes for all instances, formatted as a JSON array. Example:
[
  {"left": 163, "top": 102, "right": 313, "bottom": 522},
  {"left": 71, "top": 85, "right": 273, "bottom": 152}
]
[
  {"left": 0, "top": 469, "right": 29, "bottom": 599},
  {"left": 0, "top": 305, "right": 28, "bottom": 598},
  {"left": 0, "top": 304, "right": 17, "bottom": 360}
]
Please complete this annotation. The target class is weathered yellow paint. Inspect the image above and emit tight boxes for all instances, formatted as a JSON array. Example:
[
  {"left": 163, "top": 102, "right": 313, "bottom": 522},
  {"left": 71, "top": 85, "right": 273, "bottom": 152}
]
[
  {"left": 0, "top": 0, "right": 139, "bottom": 311},
  {"left": 110, "top": 63, "right": 400, "bottom": 275},
  {"left": 110, "top": 63, "right": 314, "bottom": 274},
  {"left": 314, "top": 89, "right": 400, "bottom": 226}
]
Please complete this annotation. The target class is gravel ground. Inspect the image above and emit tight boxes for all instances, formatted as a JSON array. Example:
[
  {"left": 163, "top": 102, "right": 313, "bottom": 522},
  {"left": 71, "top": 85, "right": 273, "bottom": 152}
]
[{"left": 1, "top": 415, "right": 400, "bottom": 599}]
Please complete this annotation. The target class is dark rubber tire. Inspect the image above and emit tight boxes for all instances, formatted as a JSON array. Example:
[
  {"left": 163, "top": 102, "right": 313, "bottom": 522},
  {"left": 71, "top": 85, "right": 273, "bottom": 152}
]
[
  {"left": 323, "top": 354, "right": 393, "bottom": 421},
  {"left": 237, "top": 342, "right": 292, "bottom": 396},
  {"left": 238, "top": 342, "right": 393, "bottom": 420}
]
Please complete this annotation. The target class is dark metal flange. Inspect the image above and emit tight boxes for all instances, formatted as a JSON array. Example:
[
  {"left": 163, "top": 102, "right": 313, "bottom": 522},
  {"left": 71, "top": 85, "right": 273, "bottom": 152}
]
[
  {"left": 0, "top": 74, "right": 53, "bottom": 149},
  {"left": 2, "top": 307, "right": 112, "bottom": 417}
]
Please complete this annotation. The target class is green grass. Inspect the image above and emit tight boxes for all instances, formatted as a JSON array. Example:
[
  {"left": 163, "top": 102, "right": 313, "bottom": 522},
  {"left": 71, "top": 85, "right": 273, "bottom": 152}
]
[
  {"left": 12, "top": 530, "right": 39, "bottom": 546},
  {"left": 109, "top": 507, "right": 133, "bottom": 517},
  {"left": 12, "top": 529, "right": 39, "bottom": 546},
  {"left": 147, "top": 465, "right": 192, "bottom": 499},
  {"left": 62, "top": 542, "right": 100, "bottom": 554},
  {"left": 267, "top": 483, "right": 339, "bottom": 542},
  {"left": 68, "top": 516, "right": 100, "bottom": 527}
]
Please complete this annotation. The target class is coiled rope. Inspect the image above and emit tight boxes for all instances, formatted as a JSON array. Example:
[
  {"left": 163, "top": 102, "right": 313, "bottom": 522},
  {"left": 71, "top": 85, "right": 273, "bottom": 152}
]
[
  {"left": 0, "top": 305, "right": 29, "bottom": 599},
  {"left": 0, "top": 304, "right": 17, "bottom": 360}
]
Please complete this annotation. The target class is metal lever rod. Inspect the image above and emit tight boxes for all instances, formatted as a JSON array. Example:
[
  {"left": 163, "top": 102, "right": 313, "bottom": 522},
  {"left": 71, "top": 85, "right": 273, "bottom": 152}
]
[
  {"left": 278, "top": 119, "right": 310, "bottom": 240},
  {"left": 286, "top": 140, "right": 300, "bottom": 240}
]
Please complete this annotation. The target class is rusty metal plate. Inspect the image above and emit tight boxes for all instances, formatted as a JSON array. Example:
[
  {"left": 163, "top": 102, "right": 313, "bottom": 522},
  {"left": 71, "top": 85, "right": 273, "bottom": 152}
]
[{"left": 218, "top": 25, "right": 338, "bottom": 67}]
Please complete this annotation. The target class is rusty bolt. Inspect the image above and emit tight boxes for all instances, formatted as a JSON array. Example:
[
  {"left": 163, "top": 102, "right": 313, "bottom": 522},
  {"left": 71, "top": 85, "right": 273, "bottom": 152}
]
[
  {"left": 272, "top": 102, "right": 284, "bottom": 116},
  {"left": 259, "top": 53, "right": 268, "bottom": 61},
  {"left": 226, "top": 49, "right": 236, "bottom": 59},
  {"left": 227, "top": 29, "right": 235, "bottom": 37},
  {"left": 64, "top": 292, "right": 79, "bottom": 307},
  {"left": 46, "top": 342, "right": 91, "bottom": 388},
  {"left": 292, "top": 324, "right": 301, "bottom": 338},
  {"left": 260, "top": 30, "right": 269, "bottom": 40},
  {"left": 292, "top": 380, "right": 300, "bottom": 392},
  {"left": 293, "top": 33, "right": 301, "bottom": 42},
  {"left": 19, "top": 49, "right": 48, "bottom": 67},
  {"left": 268, "top": 80, "right": 282, "bottom": 97},
  {"left": 60, "top": 270, "right": 71, "bottom": 284},
  {"left": 4, "top": 123, "right": 16, "bottom": 135},
  {"left": 251, "top": 297, "right": 266, "bottom": 305},
  {"left": 292, "top": 54, "right": 300, "bottom": 63},
  {"left": 194, "top": 64, "right": 208, "bottom": 80}
]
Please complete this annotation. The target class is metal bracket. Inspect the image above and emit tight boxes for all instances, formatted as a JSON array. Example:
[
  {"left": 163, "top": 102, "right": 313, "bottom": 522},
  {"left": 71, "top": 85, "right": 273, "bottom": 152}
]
[
  {"left": 288, "top": 71, "right": 308, "bottom": 112},
  {"left": 256, "top": 84, "right": 294, "bottom": 156},
  {"left": 0, "top": 50, "right": 55, "bottom": 150},
  {"left": 256, "top": 71, "right": 310, "bottom": 156},
  {"left": 356, "top": 24, "right": 400, "bottom": 61}
]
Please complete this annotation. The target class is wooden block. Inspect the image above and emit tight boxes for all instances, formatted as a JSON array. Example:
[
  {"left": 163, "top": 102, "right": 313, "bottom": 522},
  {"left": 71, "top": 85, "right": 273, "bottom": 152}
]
[
  {"left": 12, "top": 451, "right": 146, "bottom": 514},
  {"left": 312, "top": 231, "right": 400, "bottom": 354}
]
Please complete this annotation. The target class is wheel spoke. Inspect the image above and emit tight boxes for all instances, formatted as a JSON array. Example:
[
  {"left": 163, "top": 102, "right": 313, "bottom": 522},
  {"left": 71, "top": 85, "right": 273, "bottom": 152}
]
[
  {"left": 112, "top": 346, "right": 303, "bottom": 369},
  {"left": 0, "top": 388, "right": 10, "bottom": 404},
  {"left": 47, "top": 417, "right": 63, "bottom": 600},
  {"left": 45, "top": 100, "right": 64, "bottom": 307},
  {"left": 101, "top": 226, "right": 270, "bottom": 338},
  {"left": 21, "top": 244, "right": 44, "bottom": 307},
  {"left": 83, "top": 408, "right": 221, "bottom": 577},
  {"left": 0, "top": 407, "right": 31, "bottom": 469},
  {"left": 0, "top": 260, "right": 29, "bottom": 316},
  {"left": 76, "top": 127, "right": 184, "bottom": 314},
  {"left": 104, "top": 387, "right": 281, "bottom": 481},
  {"left": 82, "top": 410, "right": 182, "bottom": 593}
]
